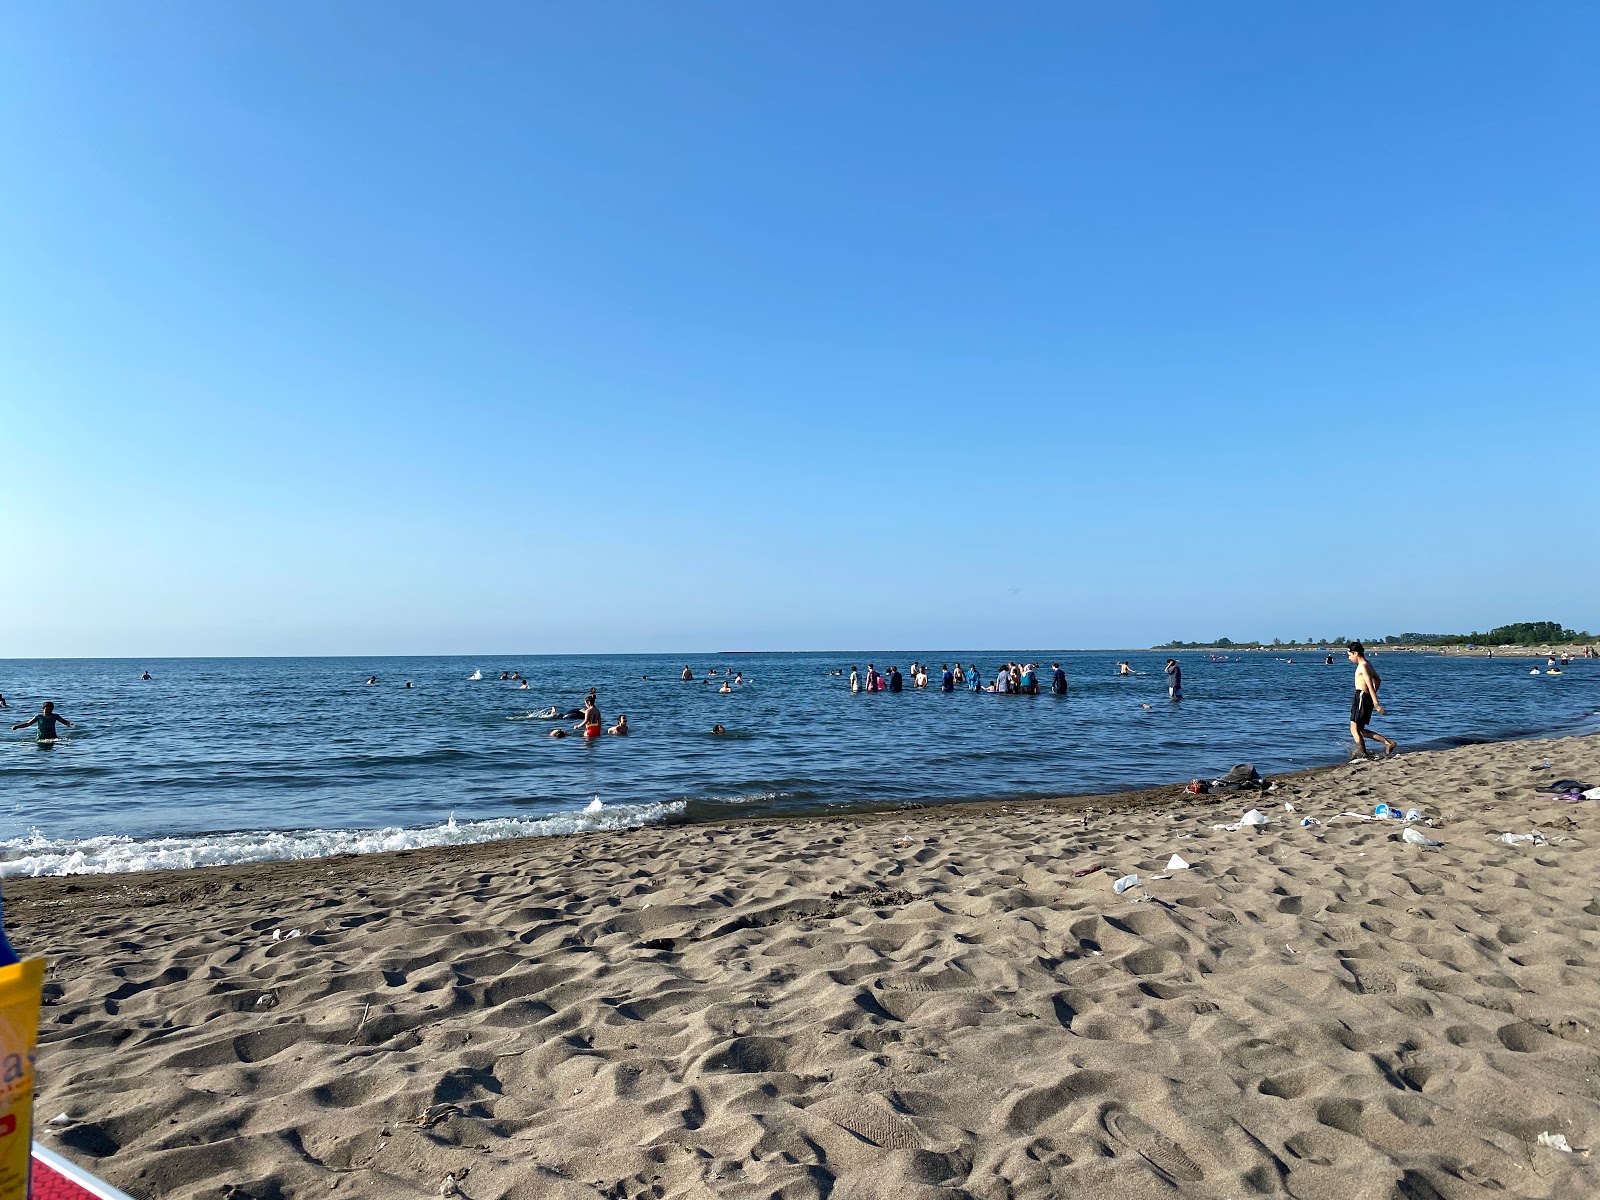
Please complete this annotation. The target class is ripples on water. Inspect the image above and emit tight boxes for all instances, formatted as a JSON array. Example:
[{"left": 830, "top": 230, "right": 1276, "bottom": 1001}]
[{"left": 1, "top": 651, "right": 1595, "bottom": 875}]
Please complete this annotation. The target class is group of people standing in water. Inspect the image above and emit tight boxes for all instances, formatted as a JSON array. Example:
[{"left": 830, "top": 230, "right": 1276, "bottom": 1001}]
[{"left": 848, "top": 661, "right": 1070, "bottom": 696}]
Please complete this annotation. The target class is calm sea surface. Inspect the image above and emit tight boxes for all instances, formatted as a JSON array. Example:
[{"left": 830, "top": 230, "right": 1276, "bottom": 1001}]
[{"left": 2, "top": 651, "right": 1595, "bottom": 876}]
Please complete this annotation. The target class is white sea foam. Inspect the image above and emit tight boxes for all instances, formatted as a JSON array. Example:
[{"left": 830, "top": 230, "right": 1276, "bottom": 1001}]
[{"left": 0, "top": 801, "right": 685, "bottom": 879}]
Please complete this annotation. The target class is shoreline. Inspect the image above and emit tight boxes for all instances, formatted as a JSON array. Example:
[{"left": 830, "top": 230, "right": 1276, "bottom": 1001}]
[
  {"left": 10, "top": 698, "right": 1600, "bottom": 882},
  {"left": 13, "top": 731, "right": 1599, "bottom": 1198}
]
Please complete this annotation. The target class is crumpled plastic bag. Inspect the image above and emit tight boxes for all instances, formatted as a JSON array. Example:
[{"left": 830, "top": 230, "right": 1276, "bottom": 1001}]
[
  {"left": 1112, "top": 874, "right": 1140, "bottom": 894},
  {"left": 1402, "top": 827, "right": 1441, "bottom": 847},
  {"left": 1166, "top": 854, "right": 1190, "bottom": 870}
]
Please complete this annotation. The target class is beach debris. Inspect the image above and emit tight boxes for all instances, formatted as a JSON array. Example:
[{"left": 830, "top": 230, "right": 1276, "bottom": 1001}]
[
  {"left": 256, "top": 992, "right": 279, "bottom": 1008},
  {"left": 417, "top": 1104, "right": 464, "bottom": 1129},
  {"left": 1538, "top": 1131, "right": 1573, "bottom": 1153},
  {"left": 1211, "top": 809, "right": 1270, "bottom": 832},
  {"left": 1072, "top": 864, "right": 1106, "bottom": 878},
  {"left": 1498, "top": 832, "right": 1547, "bottom": 846},
  {"left": 270, "top": 928, "right": 302, "bottom": 941},
  {"left": 46, "top": 1112, "right": 72, "bottom": 1127},
  {"left": 1402, "top": 827, "right": 1442, "bottom": 847},
  {"left": 1284, "top": 802, "right": 1296, "bottom": 812},
  {"left": 1300, "top": 817, "right": 1320, "bottom": 827},
  {"left": 1403, "top": 807, "right": 1423, "bottom": 822},
  {"left": 1529, "top": 761, "right": 1552, "bottom": 771},
  {"left": 1113, "top": 874, "right": 1141, "bottom": 894},
  {"left": 1284, "top": 945, "right": 1297, "bottom": 955},
  {"left": 1374, "top": 803, "right": 1397, "bottom": 819},
  {"left": 1166, "top": 854, "right": 1191, "bottom": 870}
]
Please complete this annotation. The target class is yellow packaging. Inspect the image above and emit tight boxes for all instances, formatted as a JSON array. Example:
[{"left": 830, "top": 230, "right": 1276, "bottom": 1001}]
[{"left": 0, "top": 958, "right": 43, "bottom": 1200}]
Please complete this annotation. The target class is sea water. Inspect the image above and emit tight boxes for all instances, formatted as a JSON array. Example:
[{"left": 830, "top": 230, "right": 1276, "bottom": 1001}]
[{"left": 1, "top": 651, "right": 1594, "bottom": 876}]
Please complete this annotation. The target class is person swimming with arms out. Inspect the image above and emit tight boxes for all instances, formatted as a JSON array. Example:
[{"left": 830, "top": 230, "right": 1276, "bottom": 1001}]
[{"left": 13, "top": 701, "right": 72, "bottom": 741}]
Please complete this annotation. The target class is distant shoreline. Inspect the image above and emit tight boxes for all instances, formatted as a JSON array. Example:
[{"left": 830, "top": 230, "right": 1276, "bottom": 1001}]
[{"left": 1150, "top": 643, "right": 1596, "bottom": 659}]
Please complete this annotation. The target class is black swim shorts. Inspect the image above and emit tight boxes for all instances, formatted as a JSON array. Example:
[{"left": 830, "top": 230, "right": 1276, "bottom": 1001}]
[{"left": 1350, "top": 690, "right": 1374, "bottom": 727}]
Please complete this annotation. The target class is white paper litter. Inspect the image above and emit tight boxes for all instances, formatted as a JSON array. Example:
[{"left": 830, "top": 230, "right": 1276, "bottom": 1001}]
[
  {"left": 1498, "top": 832, "right": 1547, "bottom": 846},
  {"left": 1538, "top": 1131, "right": 1573, "bottom": 1153},
  {"left": 1166, "top": 854, "right": 1190, "bottom": 870},
  {"left": 1583, "top": 787, "right": 1600, "bottom": 800},
  {"left": 1241, "top": 809, "right": 1269, "bottom": 826},
  {"left": 1402, "top": 827, "right": 1441, "bottom": 847},
  {"left": 1113, "top": 874, "right": 1141, "bottom": 894}
]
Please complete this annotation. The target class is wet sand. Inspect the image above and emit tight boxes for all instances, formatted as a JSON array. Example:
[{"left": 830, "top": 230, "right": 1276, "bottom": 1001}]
[{"left": 11, "top": 733, "right": 1600, "bottom": 1198}]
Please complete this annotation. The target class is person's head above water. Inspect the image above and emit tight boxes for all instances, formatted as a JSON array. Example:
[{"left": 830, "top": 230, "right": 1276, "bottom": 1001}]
[
  {"left": 711, "top": 724, "right": 726, "bottom": 735},
  {"left": 1347, "top": 642, "right": 1365, "bottom": 659},
  {"left": 41, "top": 701, "right": 54, "bottom": 714}
]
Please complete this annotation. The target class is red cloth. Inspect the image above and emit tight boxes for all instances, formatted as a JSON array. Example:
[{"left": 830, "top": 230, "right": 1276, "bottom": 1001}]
[
  {"left": 31, "top": 1151, "right": 115, "bottom": 1200},
  {"left": 31, "top": 1154, "right": 100, "bottom": 1200}
]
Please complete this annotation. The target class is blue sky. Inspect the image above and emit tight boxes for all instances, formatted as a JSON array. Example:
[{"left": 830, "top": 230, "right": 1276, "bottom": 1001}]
[{"left": 3, "top": 3, "right": 1596, "bottom": 656}]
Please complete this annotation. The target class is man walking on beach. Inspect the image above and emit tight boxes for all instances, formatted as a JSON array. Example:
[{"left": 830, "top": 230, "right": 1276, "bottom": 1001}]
[{"left": 1346, "top": 642, "right": 1396, "bottom": 758}]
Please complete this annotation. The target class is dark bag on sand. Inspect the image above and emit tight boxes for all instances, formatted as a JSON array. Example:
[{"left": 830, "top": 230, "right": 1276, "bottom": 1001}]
[{"left": 1215, "top": 764, "right": 1261, "bottom": 788}]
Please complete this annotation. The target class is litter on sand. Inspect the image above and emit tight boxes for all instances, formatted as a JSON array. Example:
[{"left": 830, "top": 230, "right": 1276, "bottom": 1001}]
[
  {"left": 1498, "top": 832, "right": 1548, "bottom": 846},
  {"left": 1112, "top": 874, "right": 1141, "bottom": 894},
  {"left": 1402, "top": 827, "right": 1442, "bottom": 847},
  {"left": 1538, "top": 1132, "right": 1573, "bottom": 1153},
  {"left": 1300, "top": 817, "right": 1321, "bottom": 827},
  {"left": 1212, "top": 809, "right": 1271, "bottom": 832},
  {"left": 1166, "top": 854, "right": 1191, "bottom": 870}
]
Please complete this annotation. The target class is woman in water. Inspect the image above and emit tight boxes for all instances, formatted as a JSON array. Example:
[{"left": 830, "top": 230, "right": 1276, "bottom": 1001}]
[
  {"left": 575, "top": 696, "right": 603, "bottom": 739},
  {"left": 849, "top": 666, "right": 860, "bottom": 693}
]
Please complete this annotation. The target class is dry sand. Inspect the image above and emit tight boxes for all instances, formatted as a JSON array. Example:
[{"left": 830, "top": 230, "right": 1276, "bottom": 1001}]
[{"left": 11, "top": 733, "right": 1600, "bottom": 1199}]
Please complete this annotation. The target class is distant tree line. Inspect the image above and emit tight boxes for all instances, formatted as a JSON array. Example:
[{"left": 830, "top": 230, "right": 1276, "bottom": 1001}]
[{"left": 1158, "top": 621, "right": 1592, "bottom": 650}]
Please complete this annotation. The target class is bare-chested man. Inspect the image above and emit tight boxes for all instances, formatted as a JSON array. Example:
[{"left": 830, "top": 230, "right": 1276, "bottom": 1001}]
[{"left": 1346, "top": 642, "right": 1396, "bottom": 758}]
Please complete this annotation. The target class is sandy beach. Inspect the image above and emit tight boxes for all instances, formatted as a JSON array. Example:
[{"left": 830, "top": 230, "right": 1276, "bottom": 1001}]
[{"left": 11, "top": 732, "right": 1600, "bottom": 1199}]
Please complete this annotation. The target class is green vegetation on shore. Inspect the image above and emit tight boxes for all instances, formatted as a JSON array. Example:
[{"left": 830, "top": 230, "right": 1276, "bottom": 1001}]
[{"left": 1158, "top": 621, "right": 1593, "bottom": 651}]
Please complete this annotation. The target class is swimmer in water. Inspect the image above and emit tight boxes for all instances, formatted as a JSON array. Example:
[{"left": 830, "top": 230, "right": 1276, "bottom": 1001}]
[
  {"left": 141, "top": 671, "right": 152, "bottom": 681},
  {"left": 576, "top": 696, "right": 603, "bottom": 739},
  {"left": 710, "top": 724, "right": 727, "bottom": 735},
  {"left": 13, "top": 701, "right": 72, "bottom": 741},
  {"left": 518, "top": 679, "right": 529, "bottom": 689},
  {"left": 549, "top": 728, "right": 568, "bottom": 739},
  {"left": 682, "top": 665, "right": 693, "bottom": 681},
  {"left": 366, "top": 676, "right": 378, "bottom": 685},
  {"left": 1118, "top": 662, "right": 1132, "bottom": 676},
  {"left": 719, "top": 681, "right": 732, "bottom": 693},
  {"left": 734, "top": 672, "right": 744, "bottom": 685},
  {"left": 404, "top": 681, "right": 414, "bottom": 689},
  {"left": 608, "top": 714, "right": 629, "bottom": 736},
  {"left": 0, "top": 692, "right": 8, "bottom": 708}
]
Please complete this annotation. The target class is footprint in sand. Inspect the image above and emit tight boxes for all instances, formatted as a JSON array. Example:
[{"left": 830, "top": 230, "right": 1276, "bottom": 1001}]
[{"left": 1101, "top": 1104, "right": 1205, "bottom": 1183}]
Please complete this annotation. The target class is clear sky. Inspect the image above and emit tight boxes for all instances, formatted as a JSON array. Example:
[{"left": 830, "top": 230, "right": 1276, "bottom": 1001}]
[{"left": 3, "top": 3, "right": 1596, "bottom": 656}]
